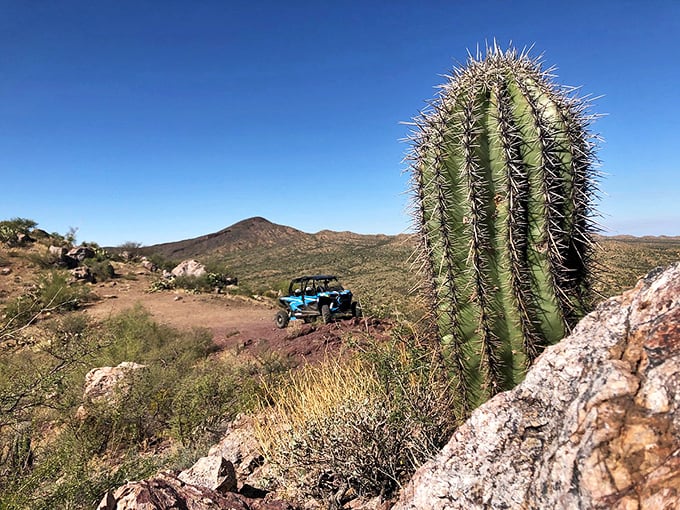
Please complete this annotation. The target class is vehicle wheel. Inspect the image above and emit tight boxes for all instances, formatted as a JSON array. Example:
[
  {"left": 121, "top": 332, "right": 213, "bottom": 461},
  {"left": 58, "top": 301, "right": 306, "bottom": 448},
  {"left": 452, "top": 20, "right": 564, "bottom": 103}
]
[
  {"left": 321, "top": 304, "right": 331, "bottom": 324},
  {"left": 275, "top": 310, "right": 290, "bottom": 329},
  {"left": 351, "top": 302, "right": 362, "bottom": 318}
]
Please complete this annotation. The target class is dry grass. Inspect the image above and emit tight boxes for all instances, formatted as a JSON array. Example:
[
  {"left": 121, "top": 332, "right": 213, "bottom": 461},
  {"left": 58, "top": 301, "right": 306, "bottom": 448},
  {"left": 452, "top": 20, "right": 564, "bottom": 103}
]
[{"left": 255, "top": 340, "right": 456, "bottom": 503}]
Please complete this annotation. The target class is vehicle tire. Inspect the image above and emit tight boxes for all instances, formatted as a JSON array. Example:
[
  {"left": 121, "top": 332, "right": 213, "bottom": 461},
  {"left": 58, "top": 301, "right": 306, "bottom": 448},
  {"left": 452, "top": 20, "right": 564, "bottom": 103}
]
[
  {"left": 275, "top": 310, "right": 290, "bottom": 329},
  {"left": 321, "top": 304, "right": 331, "bottom": 324},
  {"left": 351, "top": 302, "right": 362, "bottom": 318}
]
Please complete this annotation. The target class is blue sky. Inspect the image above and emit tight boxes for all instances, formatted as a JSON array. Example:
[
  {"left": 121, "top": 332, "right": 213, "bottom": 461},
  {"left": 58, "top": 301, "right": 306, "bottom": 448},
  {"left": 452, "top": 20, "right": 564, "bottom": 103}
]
[{"left": 1, "top": 1, "right": 678, "bottom": 246}]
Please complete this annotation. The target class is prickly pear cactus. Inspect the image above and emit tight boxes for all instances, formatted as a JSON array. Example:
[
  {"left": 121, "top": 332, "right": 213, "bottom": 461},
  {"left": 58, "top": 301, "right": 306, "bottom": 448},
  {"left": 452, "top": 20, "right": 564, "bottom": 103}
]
[{"left": 408, "top": 45, "right": 599, "bottom": 415}]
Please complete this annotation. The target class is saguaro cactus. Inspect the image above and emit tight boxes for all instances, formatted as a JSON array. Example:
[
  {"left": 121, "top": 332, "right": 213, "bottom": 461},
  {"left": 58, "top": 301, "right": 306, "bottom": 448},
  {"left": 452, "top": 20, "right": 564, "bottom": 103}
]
[{"left": 408, "top": 45, "right": 599, "bottom": 415}]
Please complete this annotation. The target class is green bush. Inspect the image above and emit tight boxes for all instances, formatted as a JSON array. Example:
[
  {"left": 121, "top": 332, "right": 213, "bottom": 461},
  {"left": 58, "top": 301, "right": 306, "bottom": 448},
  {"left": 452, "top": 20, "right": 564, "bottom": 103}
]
[
  {"left": 83, "top": 257, "right": 115, "bottom": 282},
  {"left": 0, "top": 218, "right": 37, "bottom": 246},
  {"left": 0, "top": 427, "right": 160, "bottom": 510},
  {"left": 2, "top": 271, "right": 90, "bottom": 332},
  {"left": 97, "top": 305, "right": 216, "bottom": 366},
  {"left": 170, "top": 361, "right": 242, "bottom": 446},
  {"left": 151, "top": 272, "right": 239, "bottom": 294},
  {"left": 1, "top": 305, "right": 280, "bottom": 508},
  {"left": 76, "top": 365, "right": 173, "bottom": 453},
  {"left": 116, "top": 241, "right": 143, "bottom": 260},
  {"left": 143, "top": 253, "right": 177, "bottom": 272},
  {"left": 24, "top": 249, "right": 63, "bottom": 269},
  {"left": 172, "top": 274, "right": 212, "bottom": 292}
]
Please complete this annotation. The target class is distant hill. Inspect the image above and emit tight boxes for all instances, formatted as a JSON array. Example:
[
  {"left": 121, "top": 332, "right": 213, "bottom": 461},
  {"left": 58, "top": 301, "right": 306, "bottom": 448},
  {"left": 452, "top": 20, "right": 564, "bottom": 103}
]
[{"left": 147, "top": 217, "right": 311, "bottom": 259}]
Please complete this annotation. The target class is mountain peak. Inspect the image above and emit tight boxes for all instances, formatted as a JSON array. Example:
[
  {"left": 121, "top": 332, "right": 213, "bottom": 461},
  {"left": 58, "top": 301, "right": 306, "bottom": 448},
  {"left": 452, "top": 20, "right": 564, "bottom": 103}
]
[{"left": 147, "top": 217, "right": 307, "bottom": 259}]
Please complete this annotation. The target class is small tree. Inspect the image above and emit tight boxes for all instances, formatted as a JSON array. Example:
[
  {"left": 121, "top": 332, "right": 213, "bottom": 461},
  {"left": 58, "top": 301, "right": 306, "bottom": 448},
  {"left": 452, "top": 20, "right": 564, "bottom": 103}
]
[{"left": 0, "top": 218, "right": 37, "bottom": 246}]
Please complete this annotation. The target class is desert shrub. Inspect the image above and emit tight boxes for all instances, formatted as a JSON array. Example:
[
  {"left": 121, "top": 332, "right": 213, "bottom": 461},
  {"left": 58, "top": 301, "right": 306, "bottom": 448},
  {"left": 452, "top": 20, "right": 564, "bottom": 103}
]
[
  {"left": 83, "top": 256, "right": 115, "bottom": 282},
  {"left": 0, "top": 218, "right": 37, "bottom": 246},
  {"left": 88, "top": 259, "right": 116, "bottom": 282},
  {"left": 116, "top": 241, "right": 143, "bottom": 261},
  {"left": 143, "top": 253, "right": 177, "bottom": 272},
  {"left": 76, "top": 365, "right": 175, "bottom": 453},
  {"left": 1, "top": 305, "right": 276, "bottom": 508},
  {"left": 256, "top": 334, "right": 456, "bottom": 503},
  {"left": 0, "top": 314, "right": 99, "bottom": 425},
  {"left": 148, "top": 276, "right": 175, "bottom": 292},
  {"left": 1, "top": 271, "right": 90, "bottom": 332},
  {"left": 0, "top": 314, "right": 102, "bottom": 508},
  {"left": 36, "top": 271, "right": 88, "bottom": 311},
  {"left": 171, "top": 274, "right": 211, "bottom": 292},
  {"left": 170, "top": 361, "right": 242, "bottom": 446},
  {"left": 96, "top": 305, "right": 216, "bottom": 367},
  {"left": 24, "top": 249, "right": 63, "bottom": 269},
  {"left": 153, "top": 271, "right": 239, "bottom": 294},
  {"left": 0, "top": 427, "right": 159, "bottom": 510}
]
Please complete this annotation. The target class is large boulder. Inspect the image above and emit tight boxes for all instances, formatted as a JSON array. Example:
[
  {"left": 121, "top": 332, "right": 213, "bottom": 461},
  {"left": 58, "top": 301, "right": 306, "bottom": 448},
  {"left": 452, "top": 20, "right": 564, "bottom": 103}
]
[
  {"left": 67, "top": 245, "right": 96, "bottom": 262},
  {"left": 48, "top": 245, "right": 67, "bottom": 258},
  {"left": 76, "top": 362, "right": 146, "bottom": 418},
  {"left": 70, "top": 265, "right": 93, "bottom": 282},
  {"left": 97, "top": 471, "right": 251, "bottom": 510},
  {"left": 393, "top": 263, "right": 680, "bottom": 509},
  {"left": 208, "top": 414, "right": 264, "bottom": 485},
  {"left": 141, "top": 257, "right": 158, "bottom": 272},
  {"left": 49, "top": 245, "right": 78, "bottom": 268},
  {"left": 178, "top": 455, "right": 237, "bottom": 494},
  {"left": 171, "top": 259, "right": 207, "bottom": 278}
]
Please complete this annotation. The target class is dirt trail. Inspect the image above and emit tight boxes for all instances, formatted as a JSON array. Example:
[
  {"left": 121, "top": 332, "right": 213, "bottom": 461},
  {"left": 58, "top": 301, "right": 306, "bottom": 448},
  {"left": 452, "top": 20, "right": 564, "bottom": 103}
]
[{"left": 85, "top": 264, "right": 389, "bottom": 364}]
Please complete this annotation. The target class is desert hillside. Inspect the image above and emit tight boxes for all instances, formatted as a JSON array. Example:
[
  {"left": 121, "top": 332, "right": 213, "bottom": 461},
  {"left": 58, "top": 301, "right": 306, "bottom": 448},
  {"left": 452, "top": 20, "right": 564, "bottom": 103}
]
[{"left": 141, "top": 216, "right": 680, "bottom": 314}]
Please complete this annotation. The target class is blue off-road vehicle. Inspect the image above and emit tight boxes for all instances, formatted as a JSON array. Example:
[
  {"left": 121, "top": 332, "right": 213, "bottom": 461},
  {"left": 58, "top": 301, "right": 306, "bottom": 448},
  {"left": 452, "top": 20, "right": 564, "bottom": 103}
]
[{"left": 274, "top": 275, "right": 361, "bottom": 328}]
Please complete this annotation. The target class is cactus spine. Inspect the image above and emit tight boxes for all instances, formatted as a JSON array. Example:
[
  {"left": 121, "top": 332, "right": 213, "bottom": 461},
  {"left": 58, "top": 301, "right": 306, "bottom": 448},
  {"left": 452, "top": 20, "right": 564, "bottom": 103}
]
[{"left": 409, "top": 46, "right": 599, "bottom": 416}]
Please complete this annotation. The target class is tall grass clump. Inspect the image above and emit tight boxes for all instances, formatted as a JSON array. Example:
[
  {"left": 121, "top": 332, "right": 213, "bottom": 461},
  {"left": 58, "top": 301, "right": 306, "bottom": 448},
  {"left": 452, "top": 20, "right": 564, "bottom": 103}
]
[{"left": 256, "top": 332, "right": 456, "bottom": 504}]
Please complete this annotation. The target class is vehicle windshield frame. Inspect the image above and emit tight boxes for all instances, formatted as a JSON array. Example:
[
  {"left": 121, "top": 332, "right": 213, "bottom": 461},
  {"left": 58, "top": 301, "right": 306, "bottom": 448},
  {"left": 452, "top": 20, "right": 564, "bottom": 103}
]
[{"left": 288, "top": 275, "right": 341, "bottom": 295}]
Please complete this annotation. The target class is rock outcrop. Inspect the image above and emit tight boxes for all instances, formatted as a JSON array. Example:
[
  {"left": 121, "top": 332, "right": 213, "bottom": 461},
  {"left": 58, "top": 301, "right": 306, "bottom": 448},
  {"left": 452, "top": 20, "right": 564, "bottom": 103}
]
[
  {"left": 67, "top": 245, "right": 96, "bottom": 262},
  {"left": 97, "top": 416, "right": 295, "bottom": 509},
  {"left": 76, "top": 362, "right": 146, "bottom": 419},
  {"left": 178, "top": 455, "right": 237, "bottom": 494},
  {"left": 171, "top": 259, "right": 207, "bottom": 278},
  {"left": 393, "top": 263, "right": 680, "bottom": 509},
  {"left": 97, "top": 471, "right": 251, "bottom": 510},
  {"left": 207, "top": 414, "right": 265, "bottom": 485}
]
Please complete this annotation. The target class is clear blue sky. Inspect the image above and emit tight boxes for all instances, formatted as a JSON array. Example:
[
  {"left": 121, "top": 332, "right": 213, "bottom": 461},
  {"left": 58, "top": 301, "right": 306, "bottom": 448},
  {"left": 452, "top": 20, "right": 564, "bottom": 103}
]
[{"left": 1, "top": 1, "right": 678, "bottom": 246}]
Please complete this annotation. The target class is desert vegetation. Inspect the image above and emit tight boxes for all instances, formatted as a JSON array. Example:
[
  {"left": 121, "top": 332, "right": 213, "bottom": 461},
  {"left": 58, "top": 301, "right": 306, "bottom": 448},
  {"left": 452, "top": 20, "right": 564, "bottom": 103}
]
[
  {"left": 1, "top": 201, "right": 678, "bottom": 509},
  {"left": 0, "top": 222, "right": 288, "bottom": 508},
  {"left": 407, "top": 46, "right": 599, "bottom": 414}
]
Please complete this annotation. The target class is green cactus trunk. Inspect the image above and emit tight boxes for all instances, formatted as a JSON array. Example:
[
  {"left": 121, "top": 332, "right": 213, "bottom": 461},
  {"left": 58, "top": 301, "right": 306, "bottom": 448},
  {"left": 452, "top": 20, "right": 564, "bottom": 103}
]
[{"left": 409, "top": 46, "right": 599, "bottom": 417}]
